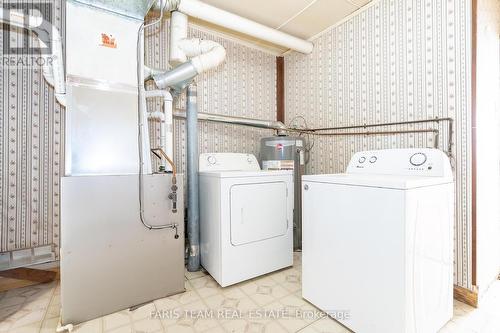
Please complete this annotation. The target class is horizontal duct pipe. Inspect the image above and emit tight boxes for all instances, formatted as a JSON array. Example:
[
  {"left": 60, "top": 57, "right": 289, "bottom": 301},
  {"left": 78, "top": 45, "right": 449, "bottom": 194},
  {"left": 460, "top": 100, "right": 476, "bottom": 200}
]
[
  {"left": 152, "top": 0, "right": 313, "bottom": 54},
  {"left": 173, "top": 110, "right": 287, "bottom": 131}
]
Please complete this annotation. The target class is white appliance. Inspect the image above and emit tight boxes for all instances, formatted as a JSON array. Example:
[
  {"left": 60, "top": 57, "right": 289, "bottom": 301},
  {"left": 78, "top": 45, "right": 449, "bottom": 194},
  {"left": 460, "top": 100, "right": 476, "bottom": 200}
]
[
  {"left": 199, "top": 153, "right": 294, "bottom": 287},
  {"left": 302, "top": 148, "right": 454, "bottom": 333},
  {"left": 61, "top": 1, "right": 184, "bottom": 325},
  {"left": 65, "top": 0, "right": 148, "bottom": 176}
]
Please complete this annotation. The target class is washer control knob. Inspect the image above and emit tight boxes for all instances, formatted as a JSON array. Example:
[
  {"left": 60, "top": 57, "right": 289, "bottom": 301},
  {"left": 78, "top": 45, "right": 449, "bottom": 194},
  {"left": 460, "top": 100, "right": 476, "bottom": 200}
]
[
  {"left": 410, "top": 152, "right": 427, "bottom": 166},
  {"left": 207, "top": 155, "right": 217, "bottom": 165},
  {"left": 369, "top": 156, "right": 377, "bottom": 163},
  {"left": 358, "top": 157, "right": 366, "bottom": 163},
  {"left": 247, "top": 157, "right": 253, "bottom": 163}
]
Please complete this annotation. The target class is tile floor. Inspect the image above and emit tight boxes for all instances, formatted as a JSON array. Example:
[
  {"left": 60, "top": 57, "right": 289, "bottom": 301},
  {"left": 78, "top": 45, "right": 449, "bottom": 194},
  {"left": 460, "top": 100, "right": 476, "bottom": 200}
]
[{"left": 1, "top": 253, "right": 499, "bottom": 333}]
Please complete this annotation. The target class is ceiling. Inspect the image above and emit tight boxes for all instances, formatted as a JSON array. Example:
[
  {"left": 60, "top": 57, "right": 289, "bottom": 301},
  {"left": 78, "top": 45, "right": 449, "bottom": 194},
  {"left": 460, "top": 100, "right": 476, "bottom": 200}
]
[{"left": 192, "top": 0, "right": 373, "bottom": 54}]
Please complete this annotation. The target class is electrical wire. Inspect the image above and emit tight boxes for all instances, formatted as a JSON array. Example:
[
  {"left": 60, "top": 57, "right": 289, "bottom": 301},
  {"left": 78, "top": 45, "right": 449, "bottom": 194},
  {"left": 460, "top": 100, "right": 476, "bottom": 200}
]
[
  {"left": 288, "top": 115, "right": 314, "bottom": 164},
  {"left": 136, "top": 1, "right": 178, "bottom": 234}
]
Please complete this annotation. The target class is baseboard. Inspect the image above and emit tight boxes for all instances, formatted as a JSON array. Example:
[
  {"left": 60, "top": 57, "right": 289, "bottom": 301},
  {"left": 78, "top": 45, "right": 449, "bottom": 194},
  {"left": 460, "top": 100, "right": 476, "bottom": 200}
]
[
  {"left": 0, "top": 267, "right": 59, "bottom": 292},
  {"left": 454, "top": 284, "right": 478, "bottom": 307}
]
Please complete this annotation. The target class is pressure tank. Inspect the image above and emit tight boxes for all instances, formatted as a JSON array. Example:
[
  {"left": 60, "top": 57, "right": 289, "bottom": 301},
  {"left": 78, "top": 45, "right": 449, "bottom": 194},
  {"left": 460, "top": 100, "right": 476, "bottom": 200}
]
[{"left": 260, "top": 136, "right": 306, "bottom": 250}]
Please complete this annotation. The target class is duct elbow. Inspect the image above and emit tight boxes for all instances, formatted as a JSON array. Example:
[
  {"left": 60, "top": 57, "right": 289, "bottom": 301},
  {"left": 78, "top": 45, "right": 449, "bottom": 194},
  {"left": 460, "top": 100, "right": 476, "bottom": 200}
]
[
  {"left": 191, "top": 44, "right": 226, "bottom": 74},
  {"left": 152, "top": 0, "right": 181, "bottom": 12},
  {"left": 152, "top": 39, "right": 226, "bottom": 91},
  {"left": 50, "top": 26, "right": 66, "bottom": 106},
  {"left": 178, "top": 38, "right": 226, "bottom": 74},
  {"left": 55, "top": 93, "right": 66, "bottom": 107}
]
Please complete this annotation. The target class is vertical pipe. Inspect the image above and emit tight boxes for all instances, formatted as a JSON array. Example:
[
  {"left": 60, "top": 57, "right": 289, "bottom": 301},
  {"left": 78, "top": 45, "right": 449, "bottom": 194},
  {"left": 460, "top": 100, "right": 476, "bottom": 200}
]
[
  {"left": 276, "top": 56, "right": 285, "bottom": 123},
  {"left": 169, "top": 11, "right": 188, "bottom": 66},
  {"left": 159, "top": 117, "right": 167, "bottom": 170},
  {"left": 186, "top": 83, "right": 200, "bottom": 271},
  {"left": 164, "top": 94, "right": 174, "bottom": 170}
]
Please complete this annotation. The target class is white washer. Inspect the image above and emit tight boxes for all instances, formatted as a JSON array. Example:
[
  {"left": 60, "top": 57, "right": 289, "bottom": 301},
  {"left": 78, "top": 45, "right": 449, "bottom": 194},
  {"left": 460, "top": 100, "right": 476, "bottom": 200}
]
[
  {"left": 302, "top": 148, "right": 454, "bottom": 333},
  {"left": 199, "top": 153, "right": 294, "bottom": 287}
]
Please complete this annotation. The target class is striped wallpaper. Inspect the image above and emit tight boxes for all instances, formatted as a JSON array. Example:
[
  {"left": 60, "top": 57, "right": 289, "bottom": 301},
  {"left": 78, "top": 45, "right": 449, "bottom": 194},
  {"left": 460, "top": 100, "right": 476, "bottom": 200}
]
[
  {"left": 285, "top": 0, "right": 473, "bottom": 289},
  {"left": 0, "top": 0, "right": 65, "bottom": 256}
]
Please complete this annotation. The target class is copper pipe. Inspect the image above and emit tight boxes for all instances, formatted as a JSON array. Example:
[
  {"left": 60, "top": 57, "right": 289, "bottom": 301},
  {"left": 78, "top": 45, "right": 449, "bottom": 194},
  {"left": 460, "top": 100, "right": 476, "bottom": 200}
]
[
  {"left": 286, "top": 128, "right": 439, "bottom": 137},
  {"left": 297, "top": 117, "right": 453, "bottom": 156},
  {"left": 151, "top": 148, "right": 177, "bottom": 178},
  {"left": 307, "top": 117, "right": 453, "bottom": 131}
]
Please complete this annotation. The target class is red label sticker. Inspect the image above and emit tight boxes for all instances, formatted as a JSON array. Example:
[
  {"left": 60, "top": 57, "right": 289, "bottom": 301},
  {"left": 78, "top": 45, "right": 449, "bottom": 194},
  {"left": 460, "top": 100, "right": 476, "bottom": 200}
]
[{"left": 100, "top": 33, "right": 117, "bottom": 49}]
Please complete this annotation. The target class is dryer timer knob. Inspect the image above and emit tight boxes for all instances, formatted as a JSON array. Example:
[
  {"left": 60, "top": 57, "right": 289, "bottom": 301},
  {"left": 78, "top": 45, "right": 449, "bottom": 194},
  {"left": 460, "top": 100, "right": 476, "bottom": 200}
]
[{"left": 207, "top": 156, "right": 217, "bottom": 165}]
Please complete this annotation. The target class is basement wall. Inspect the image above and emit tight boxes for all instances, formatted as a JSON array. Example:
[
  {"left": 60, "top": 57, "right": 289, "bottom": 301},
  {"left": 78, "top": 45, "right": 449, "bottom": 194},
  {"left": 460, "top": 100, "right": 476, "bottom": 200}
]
[{"left": 285, "top": 0, "right": 474, "bottom": 290}]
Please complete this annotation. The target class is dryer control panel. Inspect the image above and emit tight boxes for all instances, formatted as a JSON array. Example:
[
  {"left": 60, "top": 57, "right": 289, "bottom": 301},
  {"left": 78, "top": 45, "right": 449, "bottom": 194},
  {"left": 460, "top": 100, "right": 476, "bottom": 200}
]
[
  {"left": 199, "top": 153, "right": 261, "bottom": 172},
  {"left": 346, "top": 148, "right": 453, "bottom": 178}
]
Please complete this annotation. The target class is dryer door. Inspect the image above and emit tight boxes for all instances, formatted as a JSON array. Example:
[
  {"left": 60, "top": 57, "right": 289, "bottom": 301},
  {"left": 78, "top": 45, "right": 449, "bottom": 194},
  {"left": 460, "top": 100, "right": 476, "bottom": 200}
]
[{"left": 230, "top": 182, "right": 288, "bottom": 246}]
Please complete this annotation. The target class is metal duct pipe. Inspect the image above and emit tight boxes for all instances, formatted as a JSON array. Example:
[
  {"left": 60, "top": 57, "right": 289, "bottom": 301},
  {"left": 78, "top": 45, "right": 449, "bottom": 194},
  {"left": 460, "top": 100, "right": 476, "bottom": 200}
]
[
  {"left": 152, "top": 38, "right": 226, "bottom": 92},
  {"left": 173, "top": 110, "right": 287, "bottom": 131},
  {"left": 144, "top": 65, "right": 166, "bottom": 80},
  {"left": 186, "top": 83, "right": 200, "bottom": 272},
  {"left": 152, "top": 0, "right": 313, "bottom": 54},
  {"left": 154, "top": 61, "right": 198, "bottom": 91}
]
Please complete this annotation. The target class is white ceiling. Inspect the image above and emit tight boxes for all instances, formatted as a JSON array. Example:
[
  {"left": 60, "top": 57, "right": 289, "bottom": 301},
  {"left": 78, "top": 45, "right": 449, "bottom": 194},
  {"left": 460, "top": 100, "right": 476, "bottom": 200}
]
[{"left": 194, "top": 0, "right": 373, "bottom": 54}]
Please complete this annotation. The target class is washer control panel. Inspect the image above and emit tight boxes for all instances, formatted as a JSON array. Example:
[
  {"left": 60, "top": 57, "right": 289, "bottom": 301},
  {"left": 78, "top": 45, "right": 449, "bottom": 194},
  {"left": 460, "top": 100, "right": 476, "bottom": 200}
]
[
  {"left": 199, "top": 153, "right": 261, "bottom": 172},
  {"left": 409, "top": 152, "right": 427, "bottom": 166},
  {"left": 347, "top": 148, "right": 452, "bottom": 178}
]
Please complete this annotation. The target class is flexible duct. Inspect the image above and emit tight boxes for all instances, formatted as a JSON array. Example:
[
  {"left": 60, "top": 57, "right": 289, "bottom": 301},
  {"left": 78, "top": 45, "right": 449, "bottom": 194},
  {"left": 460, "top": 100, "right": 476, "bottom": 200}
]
[
  {"left": 178, "top": 38, "right": 226, "bottom": 74},
  {"left": 152, "top": 0, "right": 313, "bottom": 54},
  {"left": 186, "top": 83, "right": 200, "bottom": 272},
  {"left": 169, "top": 10, "right": 189, "bottom": 65},
  {"left": 153, "top": 11, "right": 226, "bottom": 90},
  {"left": 0, "top": 8, "right": 66, "bottom": 106}
]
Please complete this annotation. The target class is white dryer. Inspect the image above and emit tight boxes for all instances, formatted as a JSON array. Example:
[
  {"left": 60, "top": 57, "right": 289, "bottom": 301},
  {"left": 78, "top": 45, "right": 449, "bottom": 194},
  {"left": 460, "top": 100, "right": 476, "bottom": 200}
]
[
  {"left": 199, "top": 153, "right": 293, "bottom": 287},
  {"left": 302, "top": 148, "right": 454, "bottom": 333}
]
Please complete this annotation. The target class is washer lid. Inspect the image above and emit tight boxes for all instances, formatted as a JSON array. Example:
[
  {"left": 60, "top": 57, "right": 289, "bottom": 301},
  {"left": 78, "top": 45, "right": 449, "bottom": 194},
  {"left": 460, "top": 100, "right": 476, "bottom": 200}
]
[
  {"left": 302, "top": 173, "right": 453, "bottom": 189},
  {"left": 200, "top": 170, "right": 292, "bottom": 178}
]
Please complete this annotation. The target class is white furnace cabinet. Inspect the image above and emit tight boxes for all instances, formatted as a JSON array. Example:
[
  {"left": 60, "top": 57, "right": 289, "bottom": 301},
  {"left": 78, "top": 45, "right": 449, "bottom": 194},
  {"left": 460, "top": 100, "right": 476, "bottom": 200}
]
[{"left": 60, "top": 174, "right": 184, "bottom": 324}]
